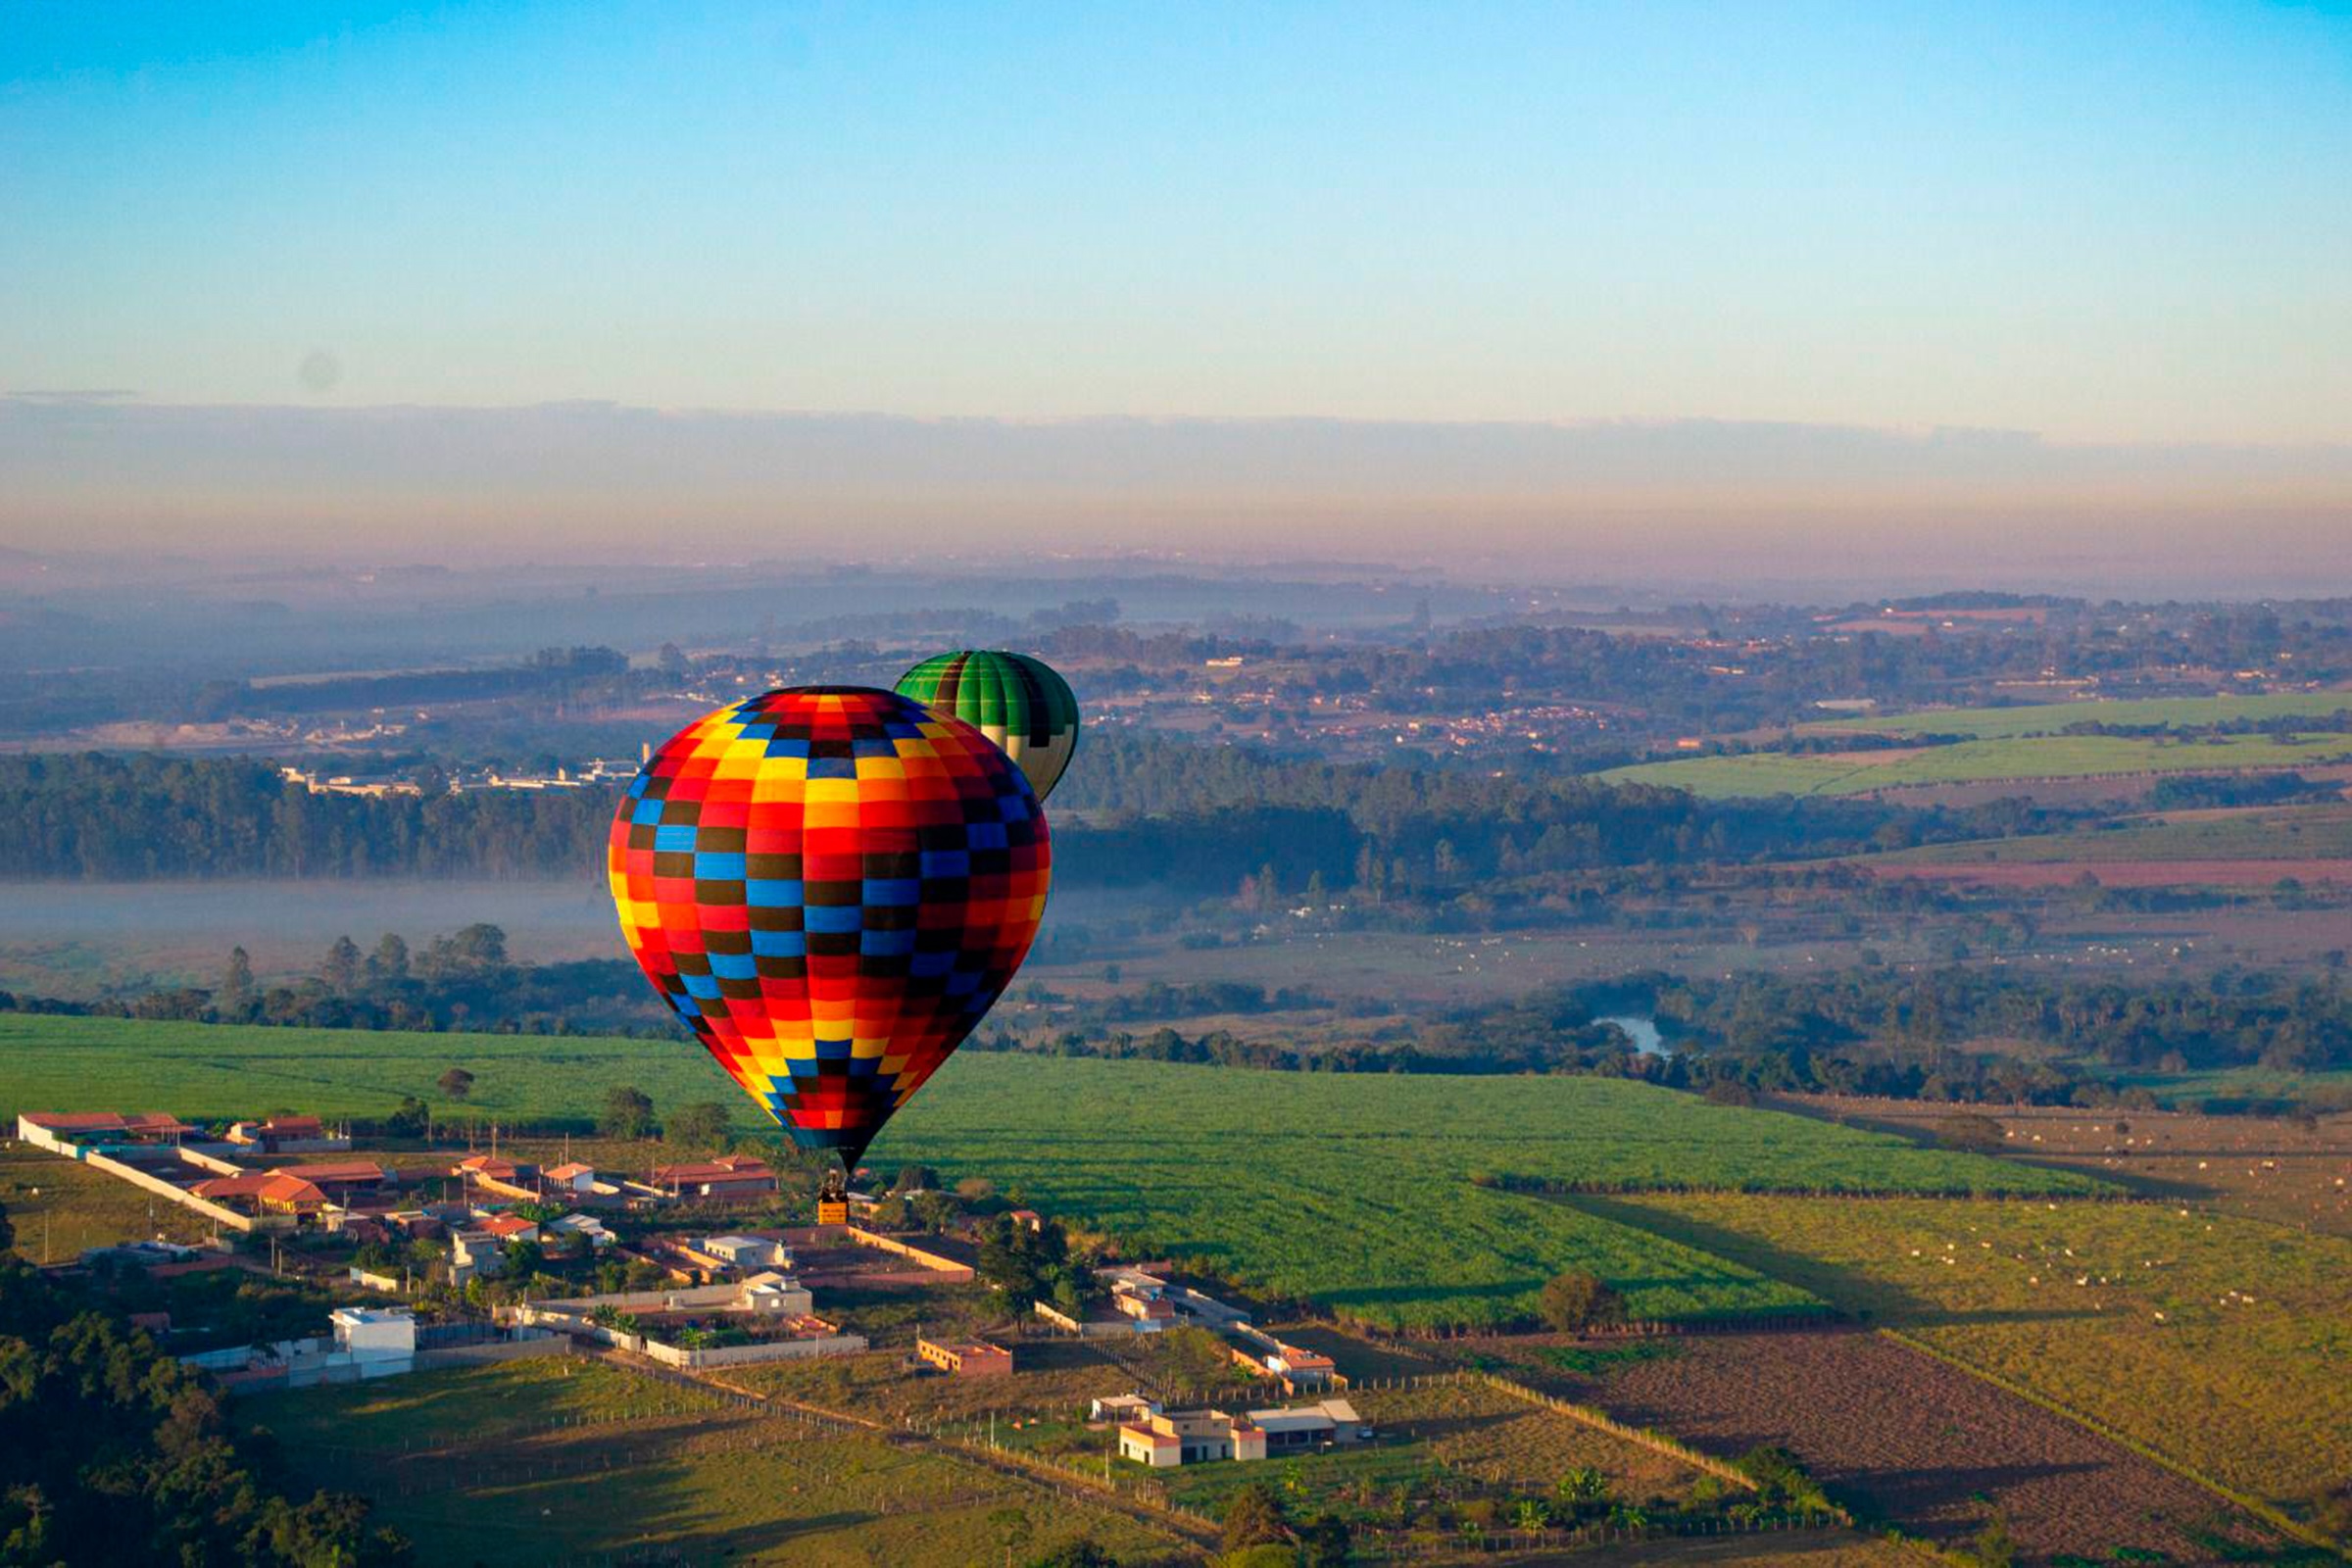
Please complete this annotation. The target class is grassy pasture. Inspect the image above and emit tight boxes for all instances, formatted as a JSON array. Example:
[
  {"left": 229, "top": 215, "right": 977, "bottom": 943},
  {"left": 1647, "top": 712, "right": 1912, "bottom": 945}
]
[
  {"left": 1592, "top": 1193, "right": 2352, "bottom": 1512},
  {"left": 243, "top": 1358, "right": 1186, "bottom": 1566},
  {"left": 877, "top": 1055, "right": 2100, "bottom": 1328},
  {"left": 1601, "top": 731, "right": 2352, "bottom": 800},
  {"left": 0, "top": 1138, "right": 220, "bottom": 1258},
  {"left": 1871, "top": 803, "right": 2352, "bottom": 866},
  {"left": 1, "top": 1016, "right": 2097, "bottom": 1329},
  {"left": 1818, "top": 693, "right": 2352, "bottom": 741}
]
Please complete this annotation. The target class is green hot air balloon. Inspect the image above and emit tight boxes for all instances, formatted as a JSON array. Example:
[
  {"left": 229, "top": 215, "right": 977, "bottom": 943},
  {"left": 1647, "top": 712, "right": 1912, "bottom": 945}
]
[{"left": 896, "top": 650, "right": 1080, "bottom": 802}]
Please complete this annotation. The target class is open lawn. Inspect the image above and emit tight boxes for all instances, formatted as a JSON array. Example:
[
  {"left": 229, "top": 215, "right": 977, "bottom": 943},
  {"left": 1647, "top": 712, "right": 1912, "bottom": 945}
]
[
  {"left": 1772, "top": 1096, "right": 2352, "bottom": 1238},
  {"left": 243, "top": 1358, "right": 1190, "bottom": 1567},
  {"left": 1588, "top": 1193, "right": 2352, "bottom": 1515},
  {"left": 242, "top": 1355, "right": 722, "bottom": 1452},
  {"left": 1, "top": 1018, "right": 2098, "bottom": 1328},
  {"left": 1601, "top": 731, "right": 2352, "bottom": 800},
  {"left": 876, "top": 1056, "right": 2101, "bottom": 1329},
  {"left": 1868, "top": 803, "right": 2352, "bottom": 867},
  {"left": 0, "top": 1137, "right": 218, "bottom": 1257},
  {"left": 1817, "top": 693, "right": 2352, "bottom": 741}
]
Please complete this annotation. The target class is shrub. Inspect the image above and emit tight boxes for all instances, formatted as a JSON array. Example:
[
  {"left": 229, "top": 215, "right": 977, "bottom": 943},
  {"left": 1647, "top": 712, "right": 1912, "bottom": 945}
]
[{"left": 1538, "top": 1269, "right": 1624, "bottom": 1333}]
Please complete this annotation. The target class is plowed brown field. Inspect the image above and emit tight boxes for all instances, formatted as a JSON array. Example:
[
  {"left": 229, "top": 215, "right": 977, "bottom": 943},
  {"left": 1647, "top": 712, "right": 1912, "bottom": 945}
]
[{"left": 1500, "top": 1330, "right": 2278, "bottom": 1565}]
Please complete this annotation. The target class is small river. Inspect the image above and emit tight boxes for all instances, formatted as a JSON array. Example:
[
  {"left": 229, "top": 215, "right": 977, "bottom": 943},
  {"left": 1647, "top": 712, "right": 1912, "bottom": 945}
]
[{"left": 1596, "top": 1014, "right": 1673, "bottom": 1057}]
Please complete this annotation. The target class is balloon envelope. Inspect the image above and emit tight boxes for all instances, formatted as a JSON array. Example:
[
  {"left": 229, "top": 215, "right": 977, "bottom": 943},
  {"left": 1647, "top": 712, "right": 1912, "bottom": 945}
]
[
  {"left": 895, "top": 651, "right": 1079, "bottom": 802},
  {"left": 609, "top": 687, "right": 1050, "bottom": 1169}
]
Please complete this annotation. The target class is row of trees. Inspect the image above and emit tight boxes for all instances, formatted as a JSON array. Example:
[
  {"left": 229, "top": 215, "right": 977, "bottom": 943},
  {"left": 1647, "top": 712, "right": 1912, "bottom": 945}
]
[
  {"left": 0, "top": 742, "right": 2099, "bottom": 899},
  {"left": 0, "top": 924, "right": 676, "bottom": 1039},
  {"left": 966, "top": 961, "right": 2352, "bottom": 1112}
]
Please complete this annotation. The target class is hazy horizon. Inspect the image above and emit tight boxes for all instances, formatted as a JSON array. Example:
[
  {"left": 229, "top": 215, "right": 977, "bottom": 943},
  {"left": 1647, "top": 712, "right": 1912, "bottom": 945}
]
[
  {"left": 6, "top": 4, "right": 2349, "bottom": 599},
  {"left": 4, "top": 396, "right": 2348, "bottom": 598}
]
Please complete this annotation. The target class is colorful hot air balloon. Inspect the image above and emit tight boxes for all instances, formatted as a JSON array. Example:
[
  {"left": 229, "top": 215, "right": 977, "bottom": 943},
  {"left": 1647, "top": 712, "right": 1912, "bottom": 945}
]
[
  {"left": 895, "top": 651, "right": 1080, "bottom": 803},
  {"left": 609, "top": 687, "right": 1051, "bottom": 1172}
]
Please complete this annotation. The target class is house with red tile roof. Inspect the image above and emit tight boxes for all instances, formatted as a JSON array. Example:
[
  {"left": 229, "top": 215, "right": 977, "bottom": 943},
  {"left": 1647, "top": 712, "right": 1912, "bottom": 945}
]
[{"left": 649, "top": 1154, "right": 775, "bottom": 1200}]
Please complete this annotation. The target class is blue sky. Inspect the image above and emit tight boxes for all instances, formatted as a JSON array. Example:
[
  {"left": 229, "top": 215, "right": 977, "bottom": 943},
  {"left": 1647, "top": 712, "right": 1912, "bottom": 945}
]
[{"left": 6, "top": 2, "right": 2348, "bottom": 443}]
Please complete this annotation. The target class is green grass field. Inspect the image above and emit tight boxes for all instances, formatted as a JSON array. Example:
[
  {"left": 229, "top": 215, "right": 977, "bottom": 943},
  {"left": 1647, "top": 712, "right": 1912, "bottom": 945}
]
[
  {"left": 1595, "top": 1194, "right": 2352, "bottom": 1510},
  {"left": 1600, "top": 732, "right": 2352, "bottom": 800},
  {"left": 2107, "top": 1063, "right": 2352, "bottom": 1106},
  {"left": 1818, "top": 694, "right": 2352, "bottom": 741},
  {"left": 876, "top": 1056, "right": 2100, "bottom": 1328},
  {"left": 1867, "top": 804, "right": 2352, "bottom": 866},
  {"left": 0, "top": 1139, "right": 218, "bottom": 1258},
  {"left": 243, "top": 1358, "right": 1186, "bottom": 1566},
  {"left": 1, "top": 1016, "right": 2100, "bottom": 1328}
]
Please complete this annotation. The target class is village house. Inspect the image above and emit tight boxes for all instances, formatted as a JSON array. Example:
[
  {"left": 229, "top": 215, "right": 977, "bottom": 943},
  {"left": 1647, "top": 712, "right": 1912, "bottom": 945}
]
[
  {"left": 544, "top": 1212, "right": 614, "bottom": 1250},
  {"left": 648, "top": 1153, "right": 776, "bottom": 1200},
  {"left": 915, "top": 1336, "right": 1014, "bottom": 1378},
  {"left": 739, "top": 1272, "right": 814, "bottom": 1315},
  {"left": 1229, "top": 1336, "right": 1339, "bottom": 1391},
  {"left": 224, "top": 1116, "right": 351, "bottom": 1154},
  {"left": 474, "top": 1212, "right": 540, "bottom": 1246},
  {"left": 1091, "top": 1393, "right": 1162, "bottom": 1423},
  {"left": 449, "top": 1227, "right": 506, "bottom": 1282},
  {"left": 1118, "top": 1399, "right": 1368, "bottom": 1468},
  {"left": 540, "top": 1160, "right": 599, "bottom": 1196},
  {"left": 190, "top": 1159, "right": 395, "bottom": 1220},
  {"left": 1112, "top": 1288, "right": 1178, "bottom": 1325},
  {"left": 1095, "top": 1264, "right": 1252, "bottom": 1328},
  {"left": 453, "top": 1154, "right": 542, "bottom": 1200},
  {"left": 331, "top": 1306, "right": 417, "bottom": 1364},
  {"left": 683, "top": 1234, "right": 791, "bottom": 1273}
]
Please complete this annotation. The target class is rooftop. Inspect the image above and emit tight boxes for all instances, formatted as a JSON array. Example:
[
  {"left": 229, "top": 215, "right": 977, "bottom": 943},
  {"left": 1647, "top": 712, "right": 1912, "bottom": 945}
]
[
  {"left": 653, "top": 1156, "right": 774, "bottom": 1183},
  {"left": 274, "top": 1160, "right": 391, "bottom": 1184}
]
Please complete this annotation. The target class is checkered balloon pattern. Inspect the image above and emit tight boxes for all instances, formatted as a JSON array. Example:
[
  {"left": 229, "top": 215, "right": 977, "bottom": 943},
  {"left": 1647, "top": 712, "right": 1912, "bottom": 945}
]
[{"left": 610, "top": 687, "right": 1052, "bottom": 1169}]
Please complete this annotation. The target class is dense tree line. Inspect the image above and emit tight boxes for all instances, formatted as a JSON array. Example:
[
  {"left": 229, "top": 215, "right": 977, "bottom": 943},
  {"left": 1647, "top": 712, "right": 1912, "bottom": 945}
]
[
  {"left": 0, "top": 754, "right": 614, "bottom": 879},
  {"left": 1054, "top": 734, "right": 2088, "bottom": 893},
  {"left": 972, "top": 963, "right": 2352, "bottom": 1112},
  {"left": 0, "top": 745, "right": 2082, "bottom": 895},
  {"left": 1642, "top": 963, "right": 2352, "bottom": 1077},
  {"left": 0, "top": 1213, "right": 412, "bottom": 1564}
]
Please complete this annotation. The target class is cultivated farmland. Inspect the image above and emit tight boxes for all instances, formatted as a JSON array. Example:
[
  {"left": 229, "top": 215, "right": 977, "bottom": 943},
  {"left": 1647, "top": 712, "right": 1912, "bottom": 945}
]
[
  {"left": 1600, "top": 731, "right": 2352, "bottom": 800},
  {"left": 880, "top": 1055, "right": 2099, "bottom": 1329},
  {"left": 1588, "top": 1193, "right": 2352, "bottom": 1515},
  {"left": 1869, "top": 803, "right": 2352, "bottom": 866},
  {"left": 1528, "top": 1328, "right": 2282, "bottom": 1563},
  {"left": 1819, "top": 693, "right": 2352, "bottom": 740},
  {"left": 0, "top": 1016, "right": 2098, "bottom": 1329}
]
